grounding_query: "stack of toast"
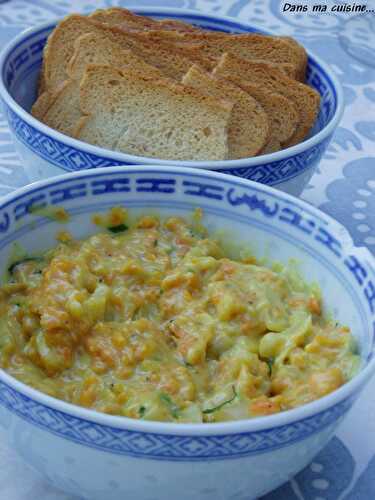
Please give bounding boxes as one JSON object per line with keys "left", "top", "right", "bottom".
{"left": 32, "top": 7, "right": 320, "bottom": 161}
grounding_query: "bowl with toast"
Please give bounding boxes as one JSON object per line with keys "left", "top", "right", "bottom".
{"left": 0, "top": 7, "right": 343, "bottom": 195}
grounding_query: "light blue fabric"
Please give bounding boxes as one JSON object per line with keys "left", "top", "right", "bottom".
{"left": 0, "top": 1, "right": 373, "bottom": 499}
{"left": 264, "top": 437, "right": 355, "bottom": 499}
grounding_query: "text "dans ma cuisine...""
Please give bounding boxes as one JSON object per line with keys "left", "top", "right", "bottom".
{"left": 282, "top": 3, "right": 373, "bottom": 13}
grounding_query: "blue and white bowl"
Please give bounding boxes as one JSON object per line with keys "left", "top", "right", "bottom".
{"left": 0, "top": 7, "right": 343, "bottom": 196}
{"left": 0, "top": 166, "right": 373, "bottom": 500}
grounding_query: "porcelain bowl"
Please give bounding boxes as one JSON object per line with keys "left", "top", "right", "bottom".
{"left": 0, "top": 166, "right": 373, "bottom": 500}
{"left": 0, "top": 7, "right": 344, "bottom": 196}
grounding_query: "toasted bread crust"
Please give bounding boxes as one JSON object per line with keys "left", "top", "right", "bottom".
{"left": 33, "top": 79, "right": 80, "bottom": 137}
{"left": 210, "top": 73, "right": 299, "bottom": 146}
{"left": 89, "top": 7, "right": 201, "bottom": 32}
{"left": 214, "top": 52, "right": 320, "bottom": 145}
{"left": 137, "top": 30, "right": 307, "bottom": 80}
{"left": 43, "top": 15, "right": 213, "bottom": 90}
{"left": 67, "top": 32, "right": 164, "bottom": 82}
{"left": 31, "top": 88, "right": 55, "bottom": 119}
{"left": 89, "top": 7, "right": 158, "bottom": 30}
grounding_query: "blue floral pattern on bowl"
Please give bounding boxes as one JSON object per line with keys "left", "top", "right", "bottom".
{"left": 0, "top": 381, "right": 355, "bottom": 461}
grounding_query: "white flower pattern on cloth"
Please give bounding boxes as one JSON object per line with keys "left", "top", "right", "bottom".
{"left": 0, "top": 0, "right": 373, "bottom": 499}
{"left": 263, "top": 437, "right": 355, "bottom": 499}
{"left": 321, "top": 158, "right": 375, "bottom": 251}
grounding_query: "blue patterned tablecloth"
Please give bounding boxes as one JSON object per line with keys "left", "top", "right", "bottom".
{"left": 0, "top": 1, "right": 374, "bottom": 499}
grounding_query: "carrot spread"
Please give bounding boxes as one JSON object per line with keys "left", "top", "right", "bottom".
{"left": 0, "top": 208, "right": 360, "bottom": 422}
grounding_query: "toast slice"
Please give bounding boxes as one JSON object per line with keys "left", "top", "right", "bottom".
{"left": 32, "top": 79, "right": 80, "bottom": 136}
{"left": 212, "top": 76, "right": 299, "bottom": 150}
{"left": 213, "top": 53, "right": 320, "bottom": 146}
{"left": 76, "top": 65, "right": 233, "bottom": 161}
{"left": 190, "top": 31, "right": 308, "bottom": 80}
{"left": 182, "top": 65, "right": 269, "bottom": 159}
{"left": 90, "top": 7, "right": 201, "bottom": 32}
{"left": 31, "top": 87, "right": 55, "bottom": 120}
{"left": 67, "top": 32, "right": 164, "bottom": 81}
{"left": 89, "top": 7, "right": 158, "bottom": 30}
{"left": 127, "top": 34, "right": 214, "bottom": 78}
{"left": 37, "top": 66, "right": 47, "bottom": 96}
{"left": 42, "top": 15, "right": 212, "bottom": 90}
{"left": 139, "top": 31, "right": 299, "bottom": 78}
{"left": 282, "top": 36, "right": 308, "bottom": 80}
{"left": 138, "top": 30, "right": 307, "bottom": 80}
{"left": 242, "top": 85, "right": 299, "bottom": 148}
{"left": 261, "top": 137, "right": 282, "bottom": 154}
{"left": 33, "top": 34, "right": 165, "bottom": 135}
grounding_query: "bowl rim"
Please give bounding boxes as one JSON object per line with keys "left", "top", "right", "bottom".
{"left": 0, "top": 7, "right": 344, "bottom": 171}
{"left": 0, "top": 165, "right": 373, "bottom": 437}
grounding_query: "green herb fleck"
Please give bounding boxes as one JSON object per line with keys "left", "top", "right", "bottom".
{"left": 160, "top": 393, "right": 180, "bottom": 419}
{"left": 202, "top": 386, "right": 237, "bottom": 414}
{"left": 107, "top": 224, "right": 129, "bottom": 234}
{"left": 266, "top": 358, "right": 274, "bottom": 376}
{"left": 154, "top": 240, "right": 158, "bottom": 247}
{"left": 139, "top": 406, "right": 146, "bottom": 418}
